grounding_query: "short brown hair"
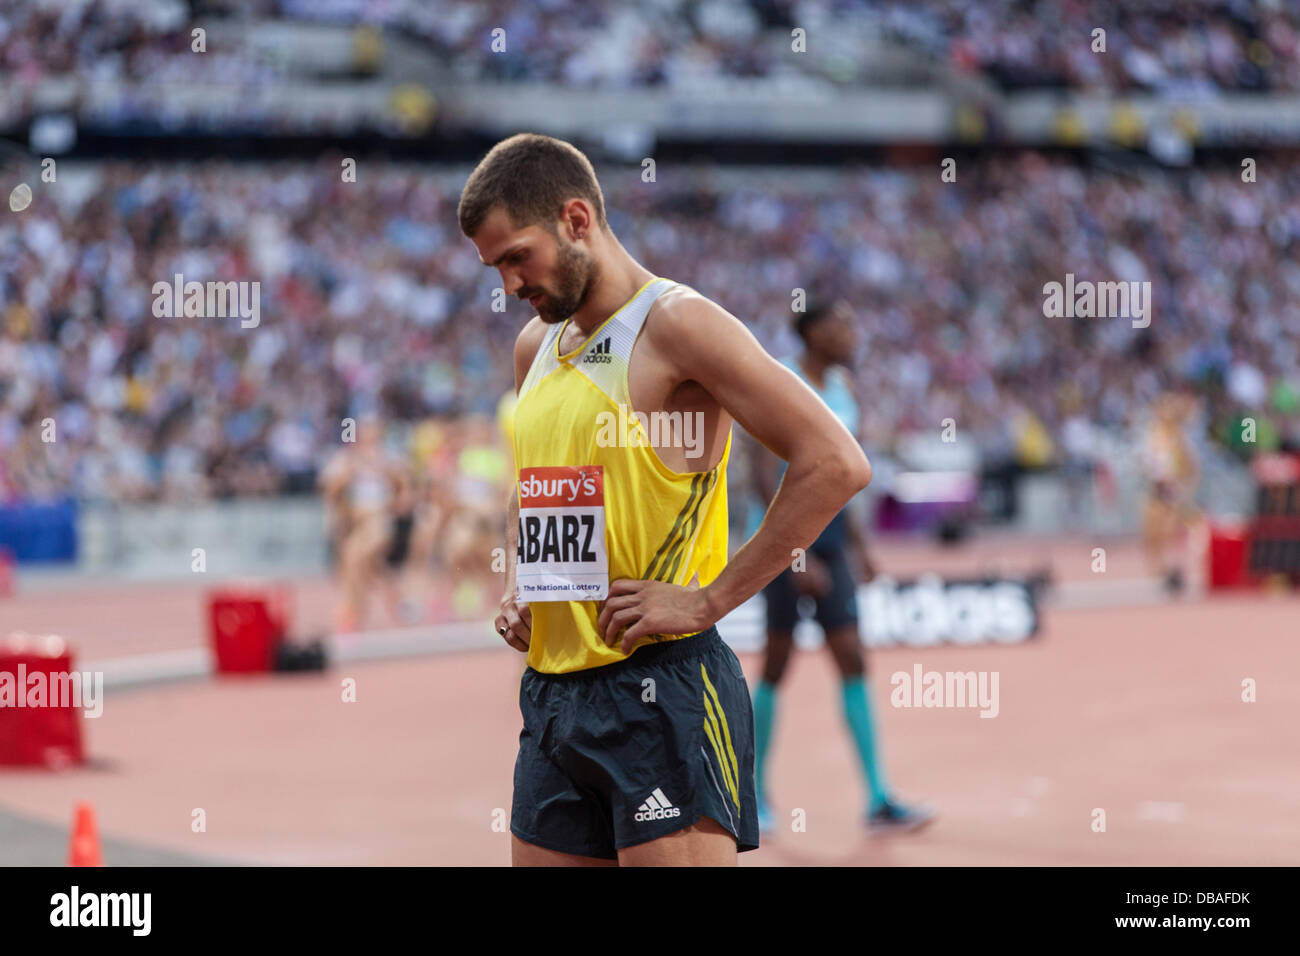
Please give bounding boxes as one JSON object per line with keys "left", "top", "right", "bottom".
{"left": 458, "top": 133, "right": 608, "bottom": 238}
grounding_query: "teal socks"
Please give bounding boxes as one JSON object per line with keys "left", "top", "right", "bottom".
{"left": 753, "top": 675, "right": 890, "bottom": 813}
{"left": 841, "top": 675, "right": 890, "bottom": 812}
{"left": 751, "top": 679, "right": 777, "bottom": 799}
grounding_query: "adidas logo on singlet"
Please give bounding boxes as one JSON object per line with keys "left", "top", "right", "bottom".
{"left": 582, "top": 337, "right": 613, "bottom": 364}
{"left": 634, "top": 787, "right": 682, "bottom": 822}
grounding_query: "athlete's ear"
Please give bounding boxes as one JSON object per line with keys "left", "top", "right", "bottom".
{"left": 558, "top": 198, "right": 593, "bottom": 242}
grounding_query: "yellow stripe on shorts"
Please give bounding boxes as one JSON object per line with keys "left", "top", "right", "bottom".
{"left": 701, "top": 662, "right": 741, "bottom": 811}
{"left": 702, "top": 703, "right": 737, "bottom": 809}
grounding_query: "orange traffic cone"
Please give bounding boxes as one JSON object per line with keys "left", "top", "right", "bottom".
{"left": 68, "top": 802, "right": 103, "bottom": 867}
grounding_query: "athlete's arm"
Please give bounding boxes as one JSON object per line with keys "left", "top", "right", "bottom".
{"left": 747, "top": 429, "right": 781, "bottom": 506}
{"left": 495, "top": 318, "right": 549, "bottom": 652}
{"left": 598, "top": 296, "right": 870, "bottom": 648}
{"left": 700, "top": 325, "right": 871, "bottom": 615}
{"left": 319, "top": 453, "right": 350, "bottom": 510}
{"left": 746, "top": 429, "right": 832, "bottom": 596}
{"left": 842, "top": 368, "right": 876, "bottom": 582}
{"left": 389, "top": 458, "right": 413, "bottom": 514}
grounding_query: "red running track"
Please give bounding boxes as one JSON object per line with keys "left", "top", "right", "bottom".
{"left": 1, "top": 588, "right": 1295, "bottom": 865}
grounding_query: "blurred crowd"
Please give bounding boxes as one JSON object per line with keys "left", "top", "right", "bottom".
{"left": 934, "top": 0, "right": 1300, "bottom": 94}
{"left": 1, "top": 154, "right": 1299, "bottom": 509}
{"left": 0, "top": 0, "right": 282, "bottom": 85}
{"left": 3, "top": 0, "right": 1298, "bottom": 95}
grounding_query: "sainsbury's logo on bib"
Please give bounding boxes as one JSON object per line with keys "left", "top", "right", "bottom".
{"left": 516, "top": 465, "right": 609, "bottom": 602}
{"left": 518, "top": 469, "right": 601, "bottom": 505}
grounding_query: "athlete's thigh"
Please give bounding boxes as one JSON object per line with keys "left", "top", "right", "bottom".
{"left": 762, "top": 628, "right": 796, "bottom": 684}
{"left": 762, "top": 568, "right": 800, "bottom": 634}
{"left": 345, "top": 512, "right": 391, "bottom": 562}
{"left": 1144, "top": 495, "right": 1173, "bottom": 531}
{"left": 512, "top": 835, "right": 618, "bottom": 867}
{"left": 512, "top": 673, "right": 619, "bottom": 862}
{"left": 814, "top": 547, "right": 863, "bottom": 673}
{"left": 603, "top": 631, "right": 758, "bottom": 861}
{"left": 616, "top": 815, "right": 736, "bottom": 867}
{"left": 824, "top": 623, "right": 865, "bottom": 677}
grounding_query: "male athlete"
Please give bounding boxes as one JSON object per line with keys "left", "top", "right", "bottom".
{"left": 745, "top": 301, "right": 933, "bottom": 834}
{"left": 459, "top": 133, "right": 870, "bottom": 866}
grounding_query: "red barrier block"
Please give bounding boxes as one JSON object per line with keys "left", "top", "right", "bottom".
{"left": 0, "top": 633, "right": 86, "bottom": 768}
{"left": 1206, "top": 521, "right": 1255, "bottom": 591}
{"left": 208, "top": 586, "right": 290, "bottom": 674}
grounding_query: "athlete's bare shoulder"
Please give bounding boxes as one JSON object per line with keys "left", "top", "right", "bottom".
{"left": 644, "top": 283, "right": 749, "bottom": 356}
{"left": 653, "top": 281, "right": 719, "bottom": 313}
{"left": 513, "top": 316, "right": 550, "bottom": 393}
{"left": 642, "top": 283, "right": 771, "bottom": 388}
{"left": 640, "top": 280, "right": 855, "bottom": 462}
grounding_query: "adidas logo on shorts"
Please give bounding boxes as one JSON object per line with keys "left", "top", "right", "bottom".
{"left": 634, "top": 787, "right": 682, "bottom": 822}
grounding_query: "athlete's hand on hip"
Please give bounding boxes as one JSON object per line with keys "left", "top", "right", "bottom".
{"left": 598, "top": 579, "right": 711, "bottom": 654}
{"left": 494, "top": 591, "right": 532, "bottom": 653}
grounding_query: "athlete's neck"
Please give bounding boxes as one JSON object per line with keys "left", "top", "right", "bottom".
{"left": 567, "top": 242, "right": 656, "bottom": 335}
{"left": 798, "top": 352, "right": 832, "bottom": 389}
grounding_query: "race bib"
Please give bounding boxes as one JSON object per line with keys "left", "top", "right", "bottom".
{"left": 516, "top": 465, "right": 609, "bottom": 601}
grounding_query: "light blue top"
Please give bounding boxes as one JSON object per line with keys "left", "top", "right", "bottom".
{"left": 789, "top": 357, "right": 858, "bottom": 438}
{"left": 743, "top": 356, "right": 859, "bottom": 537}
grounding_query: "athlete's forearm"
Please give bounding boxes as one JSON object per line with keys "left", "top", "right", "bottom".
{"left": 748, "top": 434, "right": 780, "bottom": 505}
{"left": 703, "top": 447, "right": 869, "bottom": 622}
{"left": 504, "top": 485, "right": 519, "bottom": 594}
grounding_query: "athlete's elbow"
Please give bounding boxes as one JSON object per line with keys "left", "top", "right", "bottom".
{"left": 832, "top": 444, "right": 871, "bottom": 500}
{"left": 857, "top": 449, "right": 873, "bottom": 493}
{"left": 849, "top": 447, "right": 872, "bottom": 495}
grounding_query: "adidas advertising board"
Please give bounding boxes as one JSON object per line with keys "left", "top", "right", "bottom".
{"left": 859, "top": 573, "right": 1044, "bottom": 647}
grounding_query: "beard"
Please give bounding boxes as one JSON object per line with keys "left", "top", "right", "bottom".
{"left": 529, "top": 238, "right": 599, "bottom": 324}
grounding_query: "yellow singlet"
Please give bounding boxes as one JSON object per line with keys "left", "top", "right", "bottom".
{"left": 512, "top": 277, "right": 731, "bottom": 674}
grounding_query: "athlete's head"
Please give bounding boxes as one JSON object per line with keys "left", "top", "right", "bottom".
{"left": 794, "top": 299, "right": 857, "bottom": 365}
{"left": 1157, "top": 387, "right": 1197, "bottom": 425}
{"left": 354, "top": 413, "right": 384, "bottom": 452}
{"left": 459, "top": 133, "right": 607, "bottom": 324}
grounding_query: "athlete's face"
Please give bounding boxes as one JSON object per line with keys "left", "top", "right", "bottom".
{"left": 809, "top": 307, "right": 858, "bottom": 365}
{"left": 472, "top": 205, "right": 599, "bottom": 324}
{"left": 354, "top": 418, "right": 382, "bottom": 454}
